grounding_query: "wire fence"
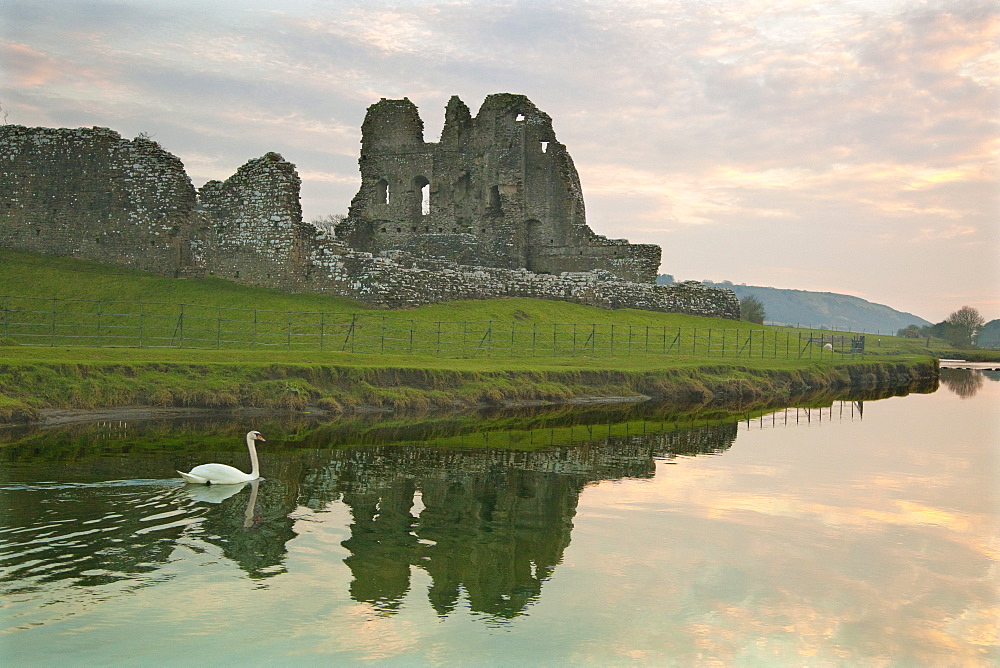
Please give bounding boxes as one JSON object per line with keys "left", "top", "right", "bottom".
{"left": 0, "top": 295, "right": 866, "bottom": 359}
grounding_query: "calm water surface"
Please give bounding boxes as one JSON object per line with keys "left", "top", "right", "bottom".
{"left": 1, "top": 371, "right": 997, "bottom": 666}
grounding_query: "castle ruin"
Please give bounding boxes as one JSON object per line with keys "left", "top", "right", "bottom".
{"left": 338, "top": 94, "right": 659, "bottom": 283}
{"left": 0, "top": 94, "right": 738, "bottom": 318}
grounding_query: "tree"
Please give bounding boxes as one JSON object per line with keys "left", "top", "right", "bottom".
{"left": 310, "top": 214, "right": 346, "bottom": 235}
{"left": 897, "top": 324, "right": 921, "bottom": 338}
{"left": 740, "top": 294, "right": 766, "bottom": 324}
{"left": 945, "top": 306, "right": 985, "bottom": 347}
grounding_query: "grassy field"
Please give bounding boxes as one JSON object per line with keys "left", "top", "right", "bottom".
{"left": 0, "top": 249, "right": 957, "bottom": 357}
{"left": 0, "top": 249, "right": 964, "bottom": 424}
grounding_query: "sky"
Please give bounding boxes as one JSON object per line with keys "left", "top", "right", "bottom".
{"left": 1, "top": 0, "right": 997, "bottom": 323}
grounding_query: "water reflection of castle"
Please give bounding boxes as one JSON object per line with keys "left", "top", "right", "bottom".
{"left": 3, "top": 396, "right": 897, "bottom": 621}
{"left": 302, "top": 423, "right": 738, "bottom": 618}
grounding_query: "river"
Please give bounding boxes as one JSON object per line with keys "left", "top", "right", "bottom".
{"left": 1, "top": 369, "right": 996, "bottom": 665}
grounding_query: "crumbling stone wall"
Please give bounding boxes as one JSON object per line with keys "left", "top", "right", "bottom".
{"left": 0, "top": 126, "right": 195, "bottom": 273}
{"left": 194, "top": 152, "right": 312, "bottom": 286}
{"left": 337, "top": 94, "right": 662, "bottom": 284}
{"left": 302, "top": 248, "right": 740, "bottom": 317}
{"left": 0, "top": 111, "right": 740, "bottom": 320}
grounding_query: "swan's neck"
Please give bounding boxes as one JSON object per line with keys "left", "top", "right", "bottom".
{"left": 247, "top": 434, "right": 260, "bottom": 478}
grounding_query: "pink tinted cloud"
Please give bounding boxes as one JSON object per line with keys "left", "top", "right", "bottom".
{"left": 2, "top": 43, "right": 61, "bottom": 87}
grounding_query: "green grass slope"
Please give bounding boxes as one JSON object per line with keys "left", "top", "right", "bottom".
{"left": 0, "top": 249, "right": 958, "bottom": 423}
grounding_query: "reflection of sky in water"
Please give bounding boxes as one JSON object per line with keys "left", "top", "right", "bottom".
{"left": 1, "top": 377, "right": 997, "bottom": 665}
{"left": 566, "top": 375, "right": 998, "bottom": 664}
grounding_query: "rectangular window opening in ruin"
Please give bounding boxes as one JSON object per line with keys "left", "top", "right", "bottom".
{"left": 488, "top": 185, "right": 502, "bottom": 215}
{"left": 515, "top": 113, "right": 525, "bottom": 122}
{"left": 420, "top": 182, "right": 430, "bottom": 215}
{"left": 541, "top": 142, "right": 549, "bottom": 153}
{"left": 376, "top": 179, "right": 389, "bottom": 205}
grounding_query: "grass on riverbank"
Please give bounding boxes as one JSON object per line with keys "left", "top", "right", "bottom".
{"left": 0, "top": 248, "right": 962, "bottom": 424}
{"left": 0, "top": 344, "right": 938, "bottom": 425}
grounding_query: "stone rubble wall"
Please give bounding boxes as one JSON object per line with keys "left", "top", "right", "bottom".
{"left": 0, "top": 126, "right": 195, "bottom": 273}
{"left": 194, "top": 152, "right": 309, "bottom": 285}
{"left": 0, "top": 123, "right": 740, "bottom": 319}
{"left": 303, "top": 246, "right": 741, "bottom": 318}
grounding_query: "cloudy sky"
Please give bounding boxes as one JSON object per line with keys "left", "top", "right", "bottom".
{"left": 2, "top": 0, "right": 997, "bottom": 322}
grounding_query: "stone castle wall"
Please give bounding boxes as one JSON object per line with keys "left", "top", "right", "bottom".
{"left": 0, "top": 126, "right": 195, "bottom": 273}
{"left": 0, "top": 115, "right": 740, "bottom": 319}
{"left": 193, "top": 151, "right": 312, "bottom": 286}
{"left": 337, "top": 95, "right": 662, "bottom": 284}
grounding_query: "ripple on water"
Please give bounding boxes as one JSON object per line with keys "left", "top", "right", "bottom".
{"left": 0, "top": 480, "right": 210, "bottom": 597}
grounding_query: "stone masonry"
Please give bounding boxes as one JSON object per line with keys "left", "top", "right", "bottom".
{"left": 337, "top": 94, "right": 661, "bottom": 283}
{"left": 0, "top": 95, "right": 739, "bottom": 319}
{"left": 0, "top": 126, "right": 195, "bottom": 272}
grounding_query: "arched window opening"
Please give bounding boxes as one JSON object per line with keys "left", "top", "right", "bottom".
{"left": 414, "top": 176, "right": 430, "bottom": 215}
{"left": 375, "top": 179, "right": 389, "bottom": 205}
{"left": 488, "top": 185, "right": 503, "bottom": 215}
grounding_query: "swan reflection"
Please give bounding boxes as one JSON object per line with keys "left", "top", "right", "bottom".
{"left": 179, "top": 477, "right": 261, "bottom": 529}
{"left": 182, "top": 480, "right": 247, "bottom": 504}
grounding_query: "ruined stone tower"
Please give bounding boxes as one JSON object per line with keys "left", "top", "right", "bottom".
{"left": 337, "top": 94, "right": 661, "bottom": 283}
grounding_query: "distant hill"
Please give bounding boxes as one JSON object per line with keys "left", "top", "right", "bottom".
{"left": 977, "top": 319, "right": 1000, "bottom": 348}
{"left": 657, "top": 276, "right": 931, "bottom": 333}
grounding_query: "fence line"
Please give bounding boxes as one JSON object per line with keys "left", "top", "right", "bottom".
{"left": 0, "top": 295, "right": 865, "bottom": 359}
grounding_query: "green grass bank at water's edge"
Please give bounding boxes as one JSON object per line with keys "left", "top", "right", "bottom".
{"left": 0, "top": 346, "right": 938, "bottom": 425}
{"left": 0, "top": 249, "right": 947, "bottom": 423}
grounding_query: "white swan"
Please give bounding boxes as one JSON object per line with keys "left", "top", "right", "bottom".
{"left": 178, "top": 430, "right": 265, "bottom": 485}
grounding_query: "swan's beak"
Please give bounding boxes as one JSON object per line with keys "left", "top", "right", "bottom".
{"left": 256, "top": 435, "right": 266, "bottom": 442}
